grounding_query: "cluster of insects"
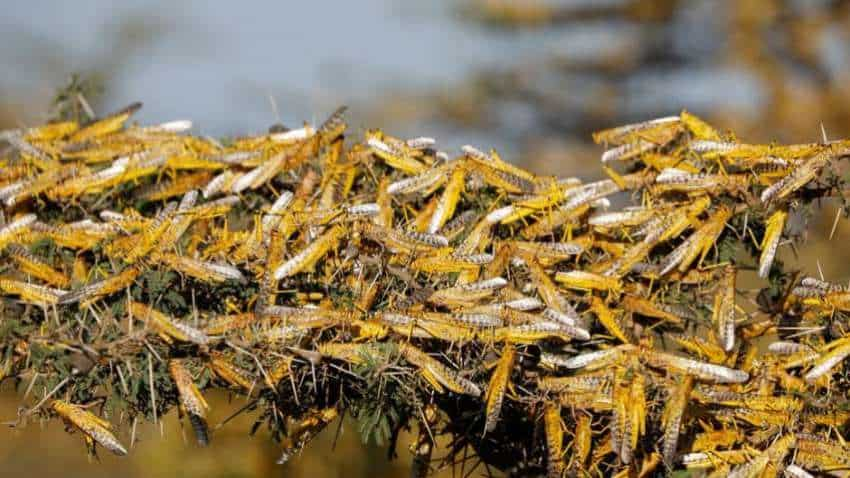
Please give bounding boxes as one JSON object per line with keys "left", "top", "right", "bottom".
{"left": 2, "top": 102, "right": 850, "bottom": 477}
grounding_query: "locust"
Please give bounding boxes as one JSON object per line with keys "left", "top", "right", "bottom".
{"left": 399, "top": 343, "right": 481, "bottom": 397}
{"left": 169, "top": 360, "right": 211, "bottom": 446}
{"left": 129, "top": 302, "right": 210, "bottom": 345}
{"left": 661, "top": 375, "right": 693, "bottom": 466}
{"left": 53, "top": 400, "right": 127, "bottom": 457}
{"left": 0, "top": 277, "right": 67, "bottom": 305}
{"left": 483, "top": 344, "right": 515, "bottom": 433}
{"left": 759, "top": 208, "right": 787, "bottom": 278}
{"left": 543, "top": 402, "right": 565, "bottom": 478}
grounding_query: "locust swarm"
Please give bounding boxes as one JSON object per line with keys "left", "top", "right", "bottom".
{"left": 1, "top": 102, "right": 850, "bottom": 477}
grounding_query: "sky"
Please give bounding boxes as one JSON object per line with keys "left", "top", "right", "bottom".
{"left": 0, "top": 0, "right": 561, "bottom": 135}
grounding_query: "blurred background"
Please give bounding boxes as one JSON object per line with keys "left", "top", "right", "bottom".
{"left": 2, "top": 0, "right": 850, "bottom": 476}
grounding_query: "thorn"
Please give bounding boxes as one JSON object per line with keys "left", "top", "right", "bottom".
{"left": 830, "top": 207, "right": 842, "bottom": 240}
{"left": 148, "top": 352, "right": 158, "bottom": 427}
{"left": 77, "top": 93, "right": 96, "bottom": 120}
{"left": 268, "top": 93, "right": 281, "bottom": 124}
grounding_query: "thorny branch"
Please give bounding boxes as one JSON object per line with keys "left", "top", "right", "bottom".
{"left": 1, "top": 93, "right": 850, "bottom": 476}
